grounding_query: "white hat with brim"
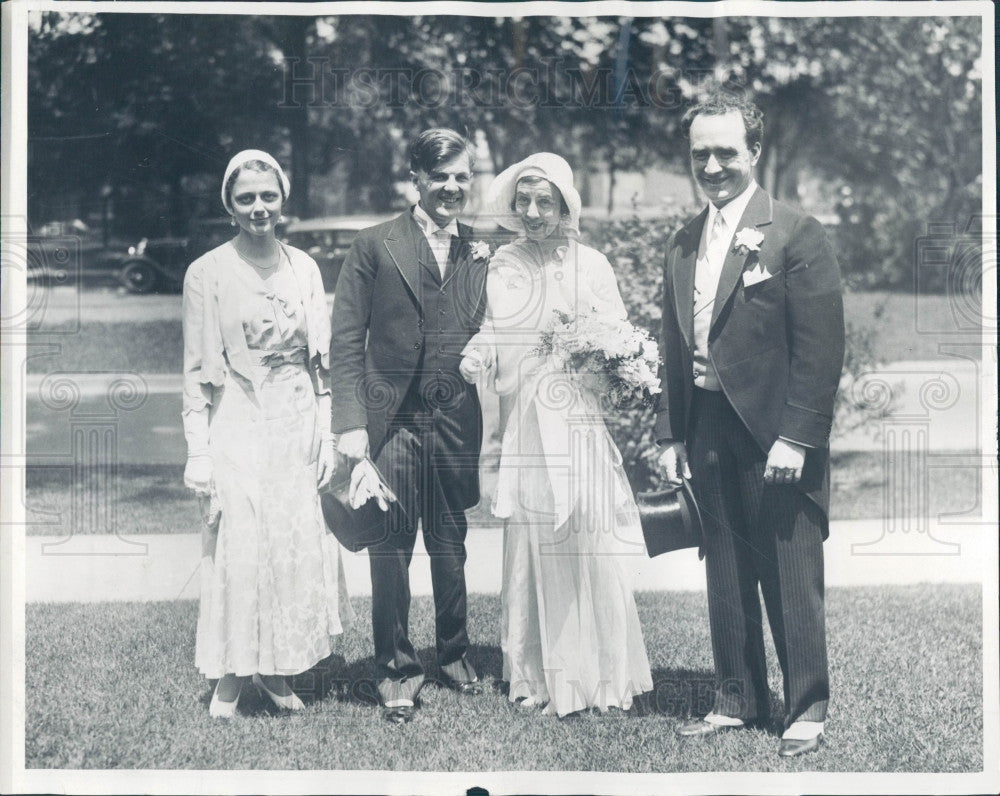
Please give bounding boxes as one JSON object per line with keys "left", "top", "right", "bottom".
{"left": 484, "top": 152, "right": 582, "bottom": 235}
{"left": 221, "top": 149, "right": 291, "bottom": 214}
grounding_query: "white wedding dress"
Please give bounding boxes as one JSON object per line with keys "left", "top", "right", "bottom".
{"left": 469, "top": 237, "right": 653, "bottom": 716}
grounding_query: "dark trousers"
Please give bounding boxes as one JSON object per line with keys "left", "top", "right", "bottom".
{"left": 688, "top": 388, "right": 829, "bottom": 728}
{"left": 369, "top": 408, "right": 476, "bottom": 705}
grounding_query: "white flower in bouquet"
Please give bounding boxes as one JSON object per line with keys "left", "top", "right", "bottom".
{"left": 533, "top": 308, "right": 662, "bottom": 408}
{"left": 641, "top": 338, "right": 659, "bottom": 364}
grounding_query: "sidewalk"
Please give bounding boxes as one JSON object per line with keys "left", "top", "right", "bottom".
{"left": 26, "top": 517, "right": 987, "bottom": 603}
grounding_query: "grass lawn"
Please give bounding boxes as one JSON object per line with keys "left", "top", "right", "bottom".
{"left": 844, "top": 290, "right": 984, "bottom": 362}
{"left": 27, "top": 319, "right": 182, "bottom": 376}
{"left": 25, "top": 585, "right": 982, "bottom": 771}
{"left": 24, "top": 449, "right": 983, "bottom": 536}
{"left": 24, "top": 290, "right": 982, "bottom": 374}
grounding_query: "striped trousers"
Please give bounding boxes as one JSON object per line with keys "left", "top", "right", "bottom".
{"left": 688, "top": 388, "right": 829, "bottom": 728}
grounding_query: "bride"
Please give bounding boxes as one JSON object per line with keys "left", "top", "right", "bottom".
{"left": 461, "top": 153, "right": 653, "bottom": 717}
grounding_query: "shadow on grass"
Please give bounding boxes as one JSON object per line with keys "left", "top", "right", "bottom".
{"left": 634, "top": 666, "right": 783, "bottom": 735}
{"left": 275, "top": 643, "right": 507, "bottom": 713}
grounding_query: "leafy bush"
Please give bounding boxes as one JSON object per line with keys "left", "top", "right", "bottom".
{"left": 584, "top": 212, "right": 884, "bottom": 490}
{"left": 583, "top": 210, "right": 688, "bottom": 490}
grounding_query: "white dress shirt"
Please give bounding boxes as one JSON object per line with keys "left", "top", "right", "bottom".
{"left": 412, "top": 203, "right": 459, "bottom": 280}
{"left": 692, "top": 181, "right": 759, "bottom": 391}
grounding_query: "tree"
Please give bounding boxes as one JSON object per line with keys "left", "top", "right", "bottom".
{"left": 28, "top": 8, "right": 983, "bottom": 291}
{"left": 29, "top": 12, "right": 289, "bottom": 234}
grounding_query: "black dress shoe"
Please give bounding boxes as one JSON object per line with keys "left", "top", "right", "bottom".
{"left": 382, "top": 704, "right": 416, "bottom": 724}
{"left": 675, "top": 718, "right": 744, "bottom": 738}
{"left": 778, "top": 733, "right": 823, "bottom": 757}
{"left": 443, "top": 677, "right": 483, "bottom": 696}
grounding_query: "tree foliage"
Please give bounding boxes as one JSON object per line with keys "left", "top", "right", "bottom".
{"left": 27, "top": 11, "right": 983, "bottom": 289}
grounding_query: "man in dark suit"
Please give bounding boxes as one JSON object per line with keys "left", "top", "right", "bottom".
{"left": 330, "top": 128, "right": 489, "bottom": 723}
{"left": 656, "top": 91, "right": 845, "bottom": 757}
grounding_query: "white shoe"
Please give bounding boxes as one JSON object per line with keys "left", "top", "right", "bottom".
{"left": 209, "top": 679, "right": 243, "bottom": 719}
{"left": 253, "top": 674, "right": 305, "bottom": 711}
{"left": 782, "top": 720, "right": 824, "bottom": 740}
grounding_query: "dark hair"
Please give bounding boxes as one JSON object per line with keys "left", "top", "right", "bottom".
{"left": 409, "top": 128, "right": 474, "bottom": 173}
{"left": 224, "top": 159, "right": 286, "bottom": 209}
{"left": 510, "top": 175, "right": 571, "bottom": 217}
{"left": 681, "top": 88, "right": 764, "bottom": 150}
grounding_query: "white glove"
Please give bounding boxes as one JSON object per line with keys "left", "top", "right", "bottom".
{"left": 317, "top": 436, "right": 336, "bottom": 490}
{"left": 184, "top": 453, "right": 213, "bottom": 495}
{"left": 348, "top": 459, "right": 395, "bottom": 512}
{"left": 459, "top": 347, "right": 494, "bottom": 384}
{"left": 657, "top": 441, "right": 691, "bottom": 485}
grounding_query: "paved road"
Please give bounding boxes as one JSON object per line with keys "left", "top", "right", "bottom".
{"left": 23, "top": 356, "right": 986, "bottom": 462}
{"left": 24, "top": 285, "right": 333, "bottom": 325}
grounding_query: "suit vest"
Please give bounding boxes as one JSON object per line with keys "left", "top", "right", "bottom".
{"left": 398, "top": 233, "right": 471, "bottom": 413}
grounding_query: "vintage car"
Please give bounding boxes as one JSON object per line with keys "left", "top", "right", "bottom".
{"left": 118, "top": 218, "right": 238, "bottom": 294}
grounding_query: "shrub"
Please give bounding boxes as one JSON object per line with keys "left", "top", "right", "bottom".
{"left": 583, "top": 209, "right": 688, "bottom": 490}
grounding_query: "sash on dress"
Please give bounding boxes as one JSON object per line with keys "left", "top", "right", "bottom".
{"left": 493, "top": 358, "right": 622, "bottom": 531}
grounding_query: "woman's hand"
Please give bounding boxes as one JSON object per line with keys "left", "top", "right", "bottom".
{"left": 197, "top": 490, "right": 222, "bottom": 532}
{"left": 184, "top": 453, "right": 213, "bottom": 496}
{"left": 317, "top": 436, "right": 336, "bottom": 490}
{"left": 460, "top": 347, "right": 494, "bottom": 383}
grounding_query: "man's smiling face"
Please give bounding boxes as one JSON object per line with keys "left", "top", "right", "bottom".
{"left": 412, "top": 152, "right": 472, "bottom": 227}
{"left": 688, "top": 109, "right": 761, "bottom": 208}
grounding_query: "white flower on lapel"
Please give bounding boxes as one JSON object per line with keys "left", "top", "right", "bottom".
{"left": 469, "top": 240, "right": 491, "bottom": 263}
{"left": 733, "top": 227, "right": 765, "bottom": 256}
{"left": 742, "top": 261, "right": 773, "bottom": 287}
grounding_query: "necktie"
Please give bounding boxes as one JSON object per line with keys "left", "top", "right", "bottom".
{"left": 707, "top": 212, "right": 728, "bottom": 276}
{"left": 433, "top": 228, "right": 452, "bottom": 278}
{"left": 694, "top": 212, "right": 727, "bottom": 313}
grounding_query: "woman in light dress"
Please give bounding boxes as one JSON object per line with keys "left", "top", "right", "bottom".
{"left": 461, "top": 153, "right": 653, "bottom": 717}
{"left": 182, "top": 150, "right": 353, "bottom": 718}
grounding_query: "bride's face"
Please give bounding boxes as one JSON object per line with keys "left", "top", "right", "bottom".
{"left": 514, "top": 179, "right": 563, "bottom": 241}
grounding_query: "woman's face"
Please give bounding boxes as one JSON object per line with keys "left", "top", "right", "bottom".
{"left": 229, "top": 168, "right": 283, "bottom": 238}
{"left": 514, "top": 179, "right": 563, "bottom": 241}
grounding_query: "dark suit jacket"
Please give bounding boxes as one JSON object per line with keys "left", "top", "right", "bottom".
{"left": 329, "top": 210, "right": 488, "bottom": 462}
{"left": 655, "top": 187, "right": 845, "bottom": 524}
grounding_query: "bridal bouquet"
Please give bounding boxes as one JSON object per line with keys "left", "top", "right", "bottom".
{"left": 533, "top": 308, "right": 662, "bottom": 409}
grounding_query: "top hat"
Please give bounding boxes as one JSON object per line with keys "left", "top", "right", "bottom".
{"left": 636, "top": 479, "right": 705, "bottom": 559}
{"left": 320, "top": 455, "right": 406, "bottom": 553}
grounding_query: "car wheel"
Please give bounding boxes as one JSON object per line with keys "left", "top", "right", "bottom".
{"left": 120, "top": 259, "right": 160, "bottom": 294}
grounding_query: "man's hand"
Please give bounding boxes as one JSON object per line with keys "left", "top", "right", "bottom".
{"left": 459, "top": 347, "right": 494, "bottom": 383}
{"left": 316, "top": 436, "right": 336, "bottom": 490}
{"left": 763, "top": 438, "right": 806, "bottom": 485}
{"left": 657, "top": 441, "right": 691, "bottom": 485}
{"left": 337, "top": 428, "right": 369, "bottom": 461}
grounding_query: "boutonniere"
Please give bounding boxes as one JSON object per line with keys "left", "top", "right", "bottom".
{"left": 733, "top": 227, "right": 765, "bottom": 256}
{"left": 469, "top": 240, "right": 492, "bottom": 263}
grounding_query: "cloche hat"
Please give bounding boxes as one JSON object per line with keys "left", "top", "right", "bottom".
{"left": 221, "top": 149, "right": 291, "bottom": 214}
{"left": 484, "top": 152, "right": 582, "bottom": 236}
